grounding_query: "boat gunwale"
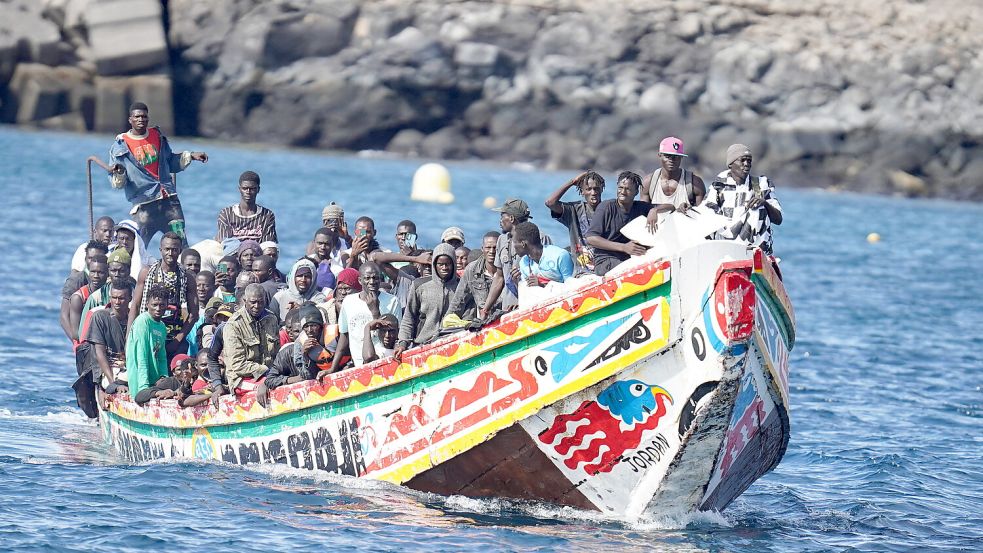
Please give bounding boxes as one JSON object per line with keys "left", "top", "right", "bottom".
{"left": 103, "top": 259, "right": 673, "bottom": 430}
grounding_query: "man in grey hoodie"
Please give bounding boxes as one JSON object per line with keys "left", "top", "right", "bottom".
{"left": 394, "top": 243, "right": 459, "bottom": 359}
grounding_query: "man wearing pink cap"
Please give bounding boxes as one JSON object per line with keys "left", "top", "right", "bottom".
{"left": 641, "top": 136, "right": 706, "bottom": 211}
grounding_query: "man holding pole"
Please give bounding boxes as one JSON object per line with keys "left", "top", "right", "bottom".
{"left": 108, "top": 102, "right": 208, "bottom": 247}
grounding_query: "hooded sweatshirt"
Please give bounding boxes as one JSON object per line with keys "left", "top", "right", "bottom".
{"left": 398, "top": 243, "right": 460, "bottom": 347}
{"left": 271, "top": 258, "right": 327, "bottom": 320}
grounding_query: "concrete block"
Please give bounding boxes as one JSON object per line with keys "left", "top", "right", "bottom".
{"left": 0, "top": 35, "right": 19, "bottom": 85}
{"left": 7, "top": 64, "right": 67, "bottom": 123}
{"left": 94, "top": 76, "right": 130, "bottom": 132}
{"left": 69, "top": 80, "right": 96, "bottom": 129}
{"left": 128, "top": 73, "right": 174, "bottom": 135}
{"left": 93, "top": 73, "right": 174, "bottom": 134}
{"left": 86, "top": 0, "right": 168, "bottom": 75}
{"left": 1, "top": 2, "right": 63, "bottom": 66}
{"left": 38, "top": 111, "right": 89, "bottom": 133}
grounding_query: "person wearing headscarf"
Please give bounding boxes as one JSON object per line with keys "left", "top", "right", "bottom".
{"left": 237, "top": 239, "right": 262, "bottom": 271}
{"left": 270, "top": 258, "right": 327, "bottom": 320}
{"left": 317, "top": 267, "right": 361, "bottom": 326}
{"left": 260, "top": 241, "right": 286, "bottom": 282}
{"left": 112, "top": 219, "right": 152, "bottom": 280}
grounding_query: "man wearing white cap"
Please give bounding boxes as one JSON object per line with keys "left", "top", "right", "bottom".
{"left": 441, "top": 227, "right": 466, "bottom": 249}
{"left": 640, "top": 136, "right": 706, "bottom": 211}
{"left": 707, "top": 144, "right": 783, "bottom": 254}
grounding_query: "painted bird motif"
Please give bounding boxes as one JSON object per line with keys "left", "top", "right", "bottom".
{"left": 597, "top": 379, "right": 671, "bottom": 425}
{"left": 539, "top": 379, "right": 673, "bottom": 475}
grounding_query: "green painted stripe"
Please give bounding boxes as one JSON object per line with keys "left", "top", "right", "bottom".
{"left": 112, "top": 281, "right": 672, "bottom": 442}
{"left": 752, "top": 273, "right": 794, "bottom": 348}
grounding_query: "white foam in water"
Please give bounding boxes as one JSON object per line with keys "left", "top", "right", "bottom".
{"left": 443, "top": 492, "right": 733, "bottom": 530}
{"left": 0, "top": 407, "right": 93, "bottom": 427}
{"left": 629, "top": 509, "right": 733, "bottom": 531}
{"left": 444, "top": 494, "right": 507, "bottom": 514}
{"left": 243, "top": 461, "right": 395, "bottom": 492}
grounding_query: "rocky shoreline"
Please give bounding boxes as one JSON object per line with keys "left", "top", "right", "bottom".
{"left": 3, "top": 0, "right": 981, "bottom": 199}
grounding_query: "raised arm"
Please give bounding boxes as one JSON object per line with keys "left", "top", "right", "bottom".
{"left": 545, "top": 172, "right": 584, "bottom": 216}
{"left": 327, "top": 333, "right": 349, "bottom": 375}
{"left": 362, "top": 323, "right": 380, "bottom": 364}
{"left": 369, "top": 251, "right": 430, "bottom": 282}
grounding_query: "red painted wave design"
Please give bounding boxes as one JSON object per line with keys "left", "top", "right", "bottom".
{"left": 539, "top": 393, "right": 672, "bottom": 476}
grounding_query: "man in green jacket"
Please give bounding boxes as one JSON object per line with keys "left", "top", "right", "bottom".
{"left": 222, "top": 283, "right": 280, "bottom": 394}
{"left": 126, "top": 284, "right": 169, "bottom": 402}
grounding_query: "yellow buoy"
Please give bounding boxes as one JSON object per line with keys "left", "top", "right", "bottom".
{"left": 866, "top": 232, "right": 881, "bottom": 244}
{"left": 482, "top": 196, "right": 497, "bottom": 209}
{"left": 411, "top": 163, "right": 454, "bottom": 204}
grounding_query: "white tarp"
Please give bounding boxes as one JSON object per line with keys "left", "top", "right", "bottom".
{"left": 621, "top": 207, "right": 733, "bottom": 256}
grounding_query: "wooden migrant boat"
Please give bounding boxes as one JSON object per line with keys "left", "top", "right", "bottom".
{"left": 98, "top": 240, "right": 794, "bottom": 518}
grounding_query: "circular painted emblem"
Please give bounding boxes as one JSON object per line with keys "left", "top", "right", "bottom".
{"left": 191, "top": 427, "right": 217, "bottom": 460}
{"left": 692, "top": 327, "right": 707, "bottom": 361}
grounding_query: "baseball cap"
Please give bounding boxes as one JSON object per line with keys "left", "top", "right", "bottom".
{"left": 215, "top": 303, "right": 236, "bottom": 320}
{"left": 170, "top": 354, "right": 192, "bottom": 372}
{"left": 492, "top": 198, "right": 532, "bottom": 219}
{"left": 441, "top": 226, "right": 466, "bottom": 244}
{"left": 659, "top": 136, "right": 688, "bottom": 157}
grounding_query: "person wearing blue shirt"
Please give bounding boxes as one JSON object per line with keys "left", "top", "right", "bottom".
{"left": 513, "top": 222, "right": 574, "bottom": 287}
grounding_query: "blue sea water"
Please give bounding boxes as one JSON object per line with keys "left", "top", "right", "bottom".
{"left": 0, "top": 126, "right": 980, "bottom": 552}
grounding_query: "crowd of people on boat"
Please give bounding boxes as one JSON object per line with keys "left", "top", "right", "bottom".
{"left": 64, "top": 102, "right": 782, "bottom": 413}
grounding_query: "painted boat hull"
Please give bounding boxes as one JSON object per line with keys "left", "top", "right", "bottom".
{"left": 98, "top": 241, "right": 794, "bottom": 518}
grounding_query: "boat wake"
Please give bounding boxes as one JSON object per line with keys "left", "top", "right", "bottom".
{"left": 228, "top": 459, "right": 734, "bottom": 530}
{"left": 0, "top": 407, "right": 95, "bottom": 427}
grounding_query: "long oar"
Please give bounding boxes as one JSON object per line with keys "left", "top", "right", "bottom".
{"left": 85, "top": 156, "right": 112, "bottom": 239}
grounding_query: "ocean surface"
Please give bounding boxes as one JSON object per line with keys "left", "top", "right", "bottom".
{"left": 0, "top": 126, "right": 980, "bottom": 552}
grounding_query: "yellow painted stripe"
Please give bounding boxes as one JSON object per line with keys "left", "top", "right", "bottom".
{"left": 374, "top": 297, "right": 671, "bottom": 484}
{"left": 108, "top": 267, "right": 670, "bottom": 428}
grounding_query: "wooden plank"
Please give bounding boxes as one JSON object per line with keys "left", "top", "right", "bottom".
{"left": 406, "top": 424, "right": 596, "bottom": 510}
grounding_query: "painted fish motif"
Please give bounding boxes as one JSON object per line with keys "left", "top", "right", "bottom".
{"left": 539, "top": 380, "right": 673, "bottom": 475}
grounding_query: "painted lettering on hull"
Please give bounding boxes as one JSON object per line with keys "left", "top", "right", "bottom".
{"left": 539, "top": 380, "right": 673, "bottom": 475}
{"left": 624, "top": 434, "right": 671, "bottom": 473}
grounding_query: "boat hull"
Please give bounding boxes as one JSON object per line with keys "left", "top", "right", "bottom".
{"left": 98, "top": 241, "right": 794, "bottom": 518}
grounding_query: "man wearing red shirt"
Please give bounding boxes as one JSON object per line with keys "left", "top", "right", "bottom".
{"left": 109, "top": 102, "right": 208, "bottom": 247}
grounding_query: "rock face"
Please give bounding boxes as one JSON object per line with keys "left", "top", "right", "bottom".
{"left": 1, "top": 0, "right": 982, "bottom": 200}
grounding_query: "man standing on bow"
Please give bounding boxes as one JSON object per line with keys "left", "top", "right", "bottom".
{"left": 706, "top": 144, "right": 783, "bottom": 254}
{"left": 640, "top": 136, "right": 706, "bottom": 212}
{"left": 108, "top": 102, "right": 208, "bottom": 246}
